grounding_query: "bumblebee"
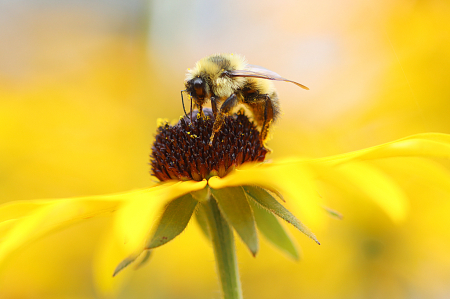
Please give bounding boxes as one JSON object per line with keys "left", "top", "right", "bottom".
{"left": 183, "top": 53, "right": 308, "bottom": 145}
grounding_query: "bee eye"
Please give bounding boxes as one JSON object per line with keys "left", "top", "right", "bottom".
{"left": 193, "top": 78, "right": 204, "bottom": 88}
{"left": 192, "top": 78, "right": 205, "bottom": 96}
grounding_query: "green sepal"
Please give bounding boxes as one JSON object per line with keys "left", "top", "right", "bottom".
{"left": 195, "top": 200, "right": 211, "bottom": 240}
{"left": 243, "top": 186, "right": 320, "bottom": 245}
{"left": 248, "top": 199, "right": 300, "bottom": 260}
{"left": 266, "top": 188, "right": 285, "bottom": 202}
{"left": 192, "top": 187, "right": 212, "bottom": 239}
{"left": 134, "top": 249, "right": 152, "bottom": 270}
{"left": 323, "top": 206, "right": 343, "bottom": 220}
{"left": 113, "top": 249, "right": 152, "bottom": 277}
{"left": 113, "top": 255, "right": 135, "bottom": 277}
{"left": 146, "top": 193, "right": 198, "bottom": 249}
{"left": 211, "top": 187, "right": 259, "bottom": 256}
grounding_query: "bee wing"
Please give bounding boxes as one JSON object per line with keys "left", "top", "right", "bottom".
{"left": 228, "top": 64, "right": 309, "bottom": 90}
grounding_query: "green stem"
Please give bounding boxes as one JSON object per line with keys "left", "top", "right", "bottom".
{"left": 202, "top": 196, "right": 243, "bottom": 299}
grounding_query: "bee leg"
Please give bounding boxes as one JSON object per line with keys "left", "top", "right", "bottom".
{"left": 260, "top": 96, "right": 273, "bottom": 145}
{"left": 197, "top": 104, "right": 205, "bottom": 119}
{"left": 209, "top": 94, "right": 238, "bottom": 145}
{"left": 211, "top": 96, "right": 218, "bottom": 119}
{"left": 190, "top": 98, "right": 194, "bottom": 121}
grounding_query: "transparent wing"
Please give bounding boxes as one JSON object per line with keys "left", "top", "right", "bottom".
{"left": 228, "top": 64, "right": 309, "bottom": 90}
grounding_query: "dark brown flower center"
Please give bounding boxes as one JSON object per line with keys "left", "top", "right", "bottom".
{"left": 150, "top": 108, "right": 268, "bottom": 181}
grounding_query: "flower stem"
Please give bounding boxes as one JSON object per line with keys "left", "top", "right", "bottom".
{"left": 202, "top": 196, "right": 243, "bottom": 299}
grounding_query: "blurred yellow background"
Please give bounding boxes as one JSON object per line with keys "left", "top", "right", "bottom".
{"left": 1, "top": 0, "right": 450, "bottom": 298}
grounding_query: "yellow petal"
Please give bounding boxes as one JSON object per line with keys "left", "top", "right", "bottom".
{"left": 376, "top": 158, "right": 450, "bottom": 194}
{"left": 0, "top": 219, "right": 18, "bottom": 241}
{"left": 0, "top": 196, "right": 122, "bottom": 269}
{"left": 0, "top": 183, "right": 160, "bottom": 224}
{"left": 0, "top": 185, "right": 170, "bottom": 269}
{"left": 310, "top": 133, "right": 450, "bottom": 165}
{"left": 93, "top": 226, "right": 134, "bottom": 298}
{"left": 0, "top": 200, "right": 55, "bottom": 222}
{"left": 113, "top": 180, "right": 207, "bottom": 259}
{"left": 320, "top": 162, "right": 409, "bottom": 223}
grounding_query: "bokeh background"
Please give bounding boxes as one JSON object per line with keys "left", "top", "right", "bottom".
{"left": 1, "top": 0, "right": 450, "bottom": 298}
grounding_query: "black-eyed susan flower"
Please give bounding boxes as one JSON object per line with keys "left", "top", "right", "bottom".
{"left": 0, "top": 108, "right": 450, "bottom": 299}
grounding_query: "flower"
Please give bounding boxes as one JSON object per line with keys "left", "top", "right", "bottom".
{"left": 0, "top": 109, "right": 449, "bottom": 298}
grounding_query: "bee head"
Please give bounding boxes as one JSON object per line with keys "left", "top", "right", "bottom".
{"left": 185, "top": 76, "right": 210, "bottom": 105}
{"left": 184, "top": 53, "right": 247, "bottom": 100}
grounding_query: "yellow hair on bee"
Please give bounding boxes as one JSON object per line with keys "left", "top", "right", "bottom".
{"left": 246, "top": 77, "right": 276, "bottom": 97}
{"left": 186, "top": 54, "right": 247, "bottom": 99}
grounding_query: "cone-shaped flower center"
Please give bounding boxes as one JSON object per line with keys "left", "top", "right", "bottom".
{"left": 151, "top": 108, "right": 269, "bottom": 181}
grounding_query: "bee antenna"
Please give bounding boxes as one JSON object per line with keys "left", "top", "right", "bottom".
{"left": 181, "top": 90, "right": 189, "bottom": 119}
{"left": 190, "top": 96, "right": 193, "bottom": 121}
